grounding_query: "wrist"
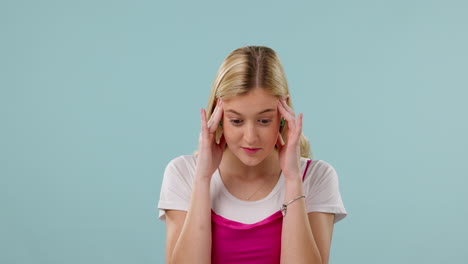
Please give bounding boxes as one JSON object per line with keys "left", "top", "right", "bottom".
{"left": 194, "top": 170, "right": 213, "bottom": 184}
{"left": 284, "top": 178, "right": 304, "bottom": 201}
{"left": 283, "top": 171, "right": 302, "bottom": 183}
{"left": 281, "top": 195, "right": 306, "bottom": 216}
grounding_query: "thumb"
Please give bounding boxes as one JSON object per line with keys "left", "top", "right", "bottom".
{"left": 276, "top": 132, "right": 285, "bottom": 150}
{"left": 278, "top": 132, "right": 285, "bottom": 146}
{"left": 218, "top": 133, "right": 227, "bottom": 151}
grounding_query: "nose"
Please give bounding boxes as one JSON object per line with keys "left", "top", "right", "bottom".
{"left": 243, "top": 122, "right": 259, "bottom": 145}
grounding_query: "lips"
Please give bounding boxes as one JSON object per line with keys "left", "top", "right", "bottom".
{"left": 242, "top": 147, "right": 261, "bottom": 154}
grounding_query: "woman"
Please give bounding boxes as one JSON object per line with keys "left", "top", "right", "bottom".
{"left": 158, "top": 46, "right": 347, "bottom": 264}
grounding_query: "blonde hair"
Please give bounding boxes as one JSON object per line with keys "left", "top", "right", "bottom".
{"left": 196, "top": 46, "right": 312, "bottom": 159}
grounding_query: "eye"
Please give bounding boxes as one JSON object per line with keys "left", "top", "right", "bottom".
{"left": 230, "top": 119, "right": 243, "bottom": 125}
{"left": 258, "top": 119, "right": 272, "bottom": 125}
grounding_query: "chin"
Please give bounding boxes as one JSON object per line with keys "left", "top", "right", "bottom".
{"left": 239, "top": 156, "right": 264, "bottom": 167}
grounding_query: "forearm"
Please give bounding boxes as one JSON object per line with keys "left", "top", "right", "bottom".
{"left": 171, "top": 175, "right": 212, "bottom": 264}
{"left": 280, "top": 177, "right": 322, "bottom": 264}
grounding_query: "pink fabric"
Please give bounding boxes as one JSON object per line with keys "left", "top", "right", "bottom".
{"left": 211, "top": 159, "right": 312, "bottom": 263}
{"left": 302, "top": 159, "right": 312, "bottom": 182}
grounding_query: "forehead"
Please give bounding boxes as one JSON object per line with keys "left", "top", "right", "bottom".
{"left": 223, "top": 88, "right": 278, "bottom": 115}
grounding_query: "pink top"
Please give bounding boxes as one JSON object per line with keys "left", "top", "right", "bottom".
{"left": 211, "top": 159, "right": 312, "bottom": 263}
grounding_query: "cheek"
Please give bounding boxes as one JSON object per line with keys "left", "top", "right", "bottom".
{"left": 270, "top": 131, "right": 279, "bottom": 144}
{"left": 261, "top": 126, "right": 280, "bottom": 143}
{"left": 221, "top": 125, "right": 238, "bottom": 142}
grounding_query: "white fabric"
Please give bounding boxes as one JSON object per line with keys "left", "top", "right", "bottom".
{"left": 158, "top": 155, "right": 347, "bottom": 224}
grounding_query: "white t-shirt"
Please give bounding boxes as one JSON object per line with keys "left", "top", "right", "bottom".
{"left": 158, "top": 155, "right": 347, "bottom": 224}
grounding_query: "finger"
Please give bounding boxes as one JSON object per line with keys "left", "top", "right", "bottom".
{"left": 277, "top": 102, "right": 295, "bottom": 130}
{"left": 207, "top": 99, "right": 219, "bottom": 126}
{"left": 201, "top": 108, "right": 208, "bottom": 133}
{"left": 296, "top": 113, "right": 303, "bottom": 137}
{"left": 208, "top": 106, "right": 221, "bottom": 133}
{"left": 280, "top": 97, "right": 296, "bottom": 117}
{"left": 297, "top": 113, "right": 303, "bottom": 132}
{"left": 276, "top": 132, "right": 285, "bottom": 150}
{"left": 209, "top": 99, "right": 223, "bottom": 134}
{"left": 277, "top": 101, "right": 292, "bottom": 119}
{"left": 278, "top": 99, "right": 295, "bottom": 120}
{"left": 279, "top": 131, "right": 285, "bottom": 146}
{"left": 207, "top": 99, "right": 222, "bottom": 131}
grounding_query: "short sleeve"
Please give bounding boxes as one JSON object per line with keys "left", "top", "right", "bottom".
{"left": 304, "top": 160, "right": 348, "bottom": 224}
{"left": 157, "top": 156, "right": 195, "bottom": 222}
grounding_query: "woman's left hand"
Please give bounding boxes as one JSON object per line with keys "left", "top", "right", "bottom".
{"left": 276, "top": 97, "right": 303, "bottom": 181}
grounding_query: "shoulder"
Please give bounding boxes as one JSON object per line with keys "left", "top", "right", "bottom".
{"left": 159, "top": 155, "right": 198, "bottom": 220}
{"left": 311, "top": 159, "right": 336, "bottom": 174}
{"left": 302, "top": 158, "right": 339, "bottom": 185}
{"left": 166, "top": 154, "right": 197, "bottom": 170}
{"left": 163, "top": 154, "right": 198, "bottom": 182}
{"left": 302, "top": 159, "right": 348, "bottom": 223}
{"left": 299, "top": 157, "right": 336, "bottom": 173}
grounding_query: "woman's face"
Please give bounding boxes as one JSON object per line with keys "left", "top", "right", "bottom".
{"left": 221, "top": 88, "right": 281, "bottom": 167}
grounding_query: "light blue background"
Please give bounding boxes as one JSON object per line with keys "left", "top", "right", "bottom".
{"left": 1, "top": 0, "right": 467, "bottom": 263}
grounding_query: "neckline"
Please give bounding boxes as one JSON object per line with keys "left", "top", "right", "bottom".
{"left": 214, "top": 168, "right": 284, "bottom": 205}
{"left": 211, "top": 209, "right": 283, "bottom": 229}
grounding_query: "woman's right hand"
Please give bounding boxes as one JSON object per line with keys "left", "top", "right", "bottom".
{"left": 196, "top": 98, "right": 226, "bottom": 180}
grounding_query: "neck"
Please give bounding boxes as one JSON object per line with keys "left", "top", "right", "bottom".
{"left": 219, "top": 148, "right": 281, "bottom": 181}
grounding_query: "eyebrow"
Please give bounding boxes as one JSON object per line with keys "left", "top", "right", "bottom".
{"left": 225, "top": 109, "right": 276, "bottom": 115}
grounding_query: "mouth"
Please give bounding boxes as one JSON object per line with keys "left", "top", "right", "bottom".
{"left": 241, "top": 147, "right": 261, "bottom": 154}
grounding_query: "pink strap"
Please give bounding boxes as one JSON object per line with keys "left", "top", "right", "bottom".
{"left": 302, "top": 159, "right": 312, "bottom": 182}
